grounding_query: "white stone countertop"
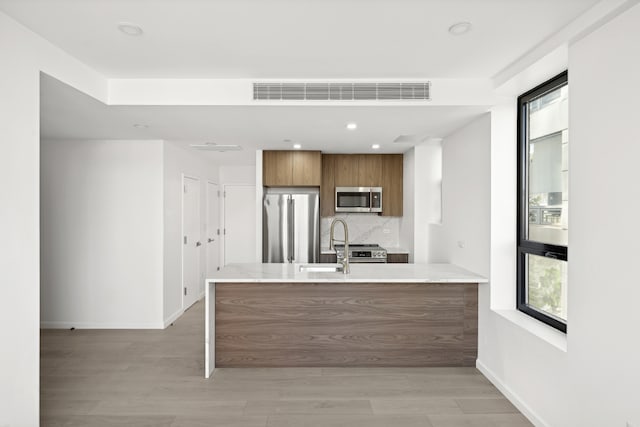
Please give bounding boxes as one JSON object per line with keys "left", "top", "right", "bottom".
{"left": 207, "top": 263, "right": 488, "bottom": 284}
{"left": 383, "top": 246, "right": 410, "bottom": 254}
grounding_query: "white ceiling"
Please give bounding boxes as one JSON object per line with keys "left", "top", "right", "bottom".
{"left": 18, "top": 1, "right": 598, "bottom": 164}
{"left": 41, "top": 74, "right": 488, "bottom": 164}
{"left": 1, "top": 0, "right": 598, "bottom": 78}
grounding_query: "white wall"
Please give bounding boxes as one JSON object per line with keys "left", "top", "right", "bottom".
{"left": 568, "top": 4, "right": 640, "bottom": 425}
{"left": 40, "top": 140, "right": 164, "bottom": 328}
{"left": 471, "top": 5, "right": 640, "bottom": 427}
{"left": 482, "top": 87, "right": 572, "bottom": 427}
{"left": 219, "top": 165, "right": 256, "bottom": 185}
{"left": 163, "top": 141, "right": 219, "bottom": 325}
{"left": 432, "top": 115, "right": 491, "bottom": 276}
{"left": 400, "top": 143, "right": 444, "bottom": 263}
{"left": 0, "top": 10, "right": 107, "bottom": 425}
{"left": 219, "top": 165, "right": 258, "bottom": 262}
{"left": 399, "top": 148, "right": 415, "bottom": 260}
{"left": 40, "top": 138, "right": 220, "bottom": 331}
{"left": 437, "top": 103, "right": 571, "bottom": 426}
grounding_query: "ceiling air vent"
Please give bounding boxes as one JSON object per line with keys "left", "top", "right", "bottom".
{"left": 253, "top": 82, "right": 430, "bottom": 101}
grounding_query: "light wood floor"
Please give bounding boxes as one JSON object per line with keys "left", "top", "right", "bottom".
{"left": 41, "top": 299, "right": 533, "bottom": 427}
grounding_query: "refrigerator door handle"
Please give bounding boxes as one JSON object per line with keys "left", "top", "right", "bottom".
{"left": 286, "top": 197, "right": 290, "bottom": 262}
{"left": 290, "top": 198, "right": 295, "bottom": 262}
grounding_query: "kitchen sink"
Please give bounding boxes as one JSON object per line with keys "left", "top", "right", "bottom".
{"left": 299, "top": 264, "right": 344, "bottom": 273}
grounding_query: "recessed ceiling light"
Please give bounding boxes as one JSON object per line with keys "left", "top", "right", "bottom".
{"left": 346, "top": 123, "right": 358, "bottom": 130}
{"left": 133, "top": 123, "right": 148, "bottom": 129}
{"left": 448, "top": 21, "right": 472, "bottom": 36}
{"left": 293, "top": 143, "right": 302, "bottom": 149}
{"left": 118, "top": 22, "right": 144, "bottom": 36}
{"left": 371, "top": 144, "right": 380, "bottom": 150}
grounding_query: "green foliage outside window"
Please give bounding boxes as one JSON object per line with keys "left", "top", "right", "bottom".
{"left": 528, "top": 256, "right": 565, "bottom": 320}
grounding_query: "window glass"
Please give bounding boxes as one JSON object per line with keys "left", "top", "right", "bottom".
{"left": 526, "top": 254, "right": 568, "bottom": 321}
{"left": 526, "top": 85, "right": 568, "bottom": 246}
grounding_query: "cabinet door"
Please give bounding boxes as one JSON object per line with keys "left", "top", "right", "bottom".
{"left": 387, "top": 253, "right": 409, "bottom": 263}
{"left": 263, "top": 151, "right": 293, "bottom": 186}
{"left": 334, "top": 155, "right": 359, "bottom": 187}
{"left": 320, "top": 154, "right": 335, "bottom": 217}
{"left": 381, "top": 154, "right": 403, "bottom": 216}
{"left": 292, "top": 151, "right": 321, "bottom": 186}
{"left": 319, "top": 253, "right": 337, "bottom": 263}
{"left": 358, "top": 154, "right": 383, "bottom": 187}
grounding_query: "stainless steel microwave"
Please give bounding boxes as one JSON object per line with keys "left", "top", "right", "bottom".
{"left": 335, "top": 187, "right": 382, "bottom": 213}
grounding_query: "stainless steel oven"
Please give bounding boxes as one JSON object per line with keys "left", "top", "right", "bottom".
{"left": 334, "top": 244, "right": 387, "bottom": 263}
{"left": 335, "top": 187, "right": 382, "bottom": 213}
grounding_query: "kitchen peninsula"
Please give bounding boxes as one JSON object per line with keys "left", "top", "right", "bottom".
{"left": 205, "top": 263, "right": 487, "bottom": 377}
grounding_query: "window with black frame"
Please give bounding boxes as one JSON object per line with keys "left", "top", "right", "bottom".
{"left": 517, "top": 71, "right": 568, "bottom": 332}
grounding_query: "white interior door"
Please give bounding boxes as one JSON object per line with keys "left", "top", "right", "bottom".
{"left": 206, "top": 182, "right": 220, "bottom": 277}
{"left": 223, "top": 184, "right": 256, "bottom": 265}
{"left": 182, "top": 176, "right": 200, "bottom": 309}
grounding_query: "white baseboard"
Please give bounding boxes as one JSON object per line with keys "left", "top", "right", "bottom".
{"left": 476, "top": 359, "right": 550, "bottom": 427}
{"left": 163, "top": 307, "right": 185, "bottom": 328}
{"left": 40, "top": 320, "right": 164, "bottom": 329}
{"left": 41, "top": 304, "right": 195, "bottom": 329}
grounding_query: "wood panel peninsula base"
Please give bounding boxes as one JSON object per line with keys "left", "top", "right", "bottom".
{"left": 205, "top": 263, "right": 487, "bottom": 378}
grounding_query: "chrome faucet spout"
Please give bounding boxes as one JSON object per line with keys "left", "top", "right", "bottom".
{"left": 330, "top": 218, "right": 350, "bottom": 274}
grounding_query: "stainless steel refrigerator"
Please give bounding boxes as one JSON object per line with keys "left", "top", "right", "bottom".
{"left": 263, "top": 187, "right": 320, "bottom": 263}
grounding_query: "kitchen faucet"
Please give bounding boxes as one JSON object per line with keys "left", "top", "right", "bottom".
{"left": 329, "top": 218, "right": 350, "bottom": 274}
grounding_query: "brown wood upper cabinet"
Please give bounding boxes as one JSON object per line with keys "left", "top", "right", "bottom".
{"left": 320, "top": 154, "right": 336, "bottom": 217}
{"left": 320, "top": 153, "right": 403, "bottom": 217}
{"left": 333, "top": 154, "right": 359, "bottom": 187}
{"left": 263, "top": 150, "right": 321, "bottom": 186}
{"left": 358, "top": 154, "right": 383, "bottom": 187}
{"left": 334, "top": 154, "right": 383, "bottom": 187}
{"left": 381, "top": 154, "right": 403, "bottom": 216}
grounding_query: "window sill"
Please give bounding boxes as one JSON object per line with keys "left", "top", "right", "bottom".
{"left": 493, "top": 309, "right": 567, "bottom": 352}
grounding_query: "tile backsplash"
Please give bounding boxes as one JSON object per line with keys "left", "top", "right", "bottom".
{"left": 321, "top": 213, "right": 400, "bottom": 248}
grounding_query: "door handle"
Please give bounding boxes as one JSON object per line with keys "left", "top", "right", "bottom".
{"left": 196, "top": 241, "right": 202, "bottom": 247}
{"left": 208, "top": 238, "right": 215, "bottom": 243}
{"left": 290, "top": 198, "right": 295, "bottom": 262}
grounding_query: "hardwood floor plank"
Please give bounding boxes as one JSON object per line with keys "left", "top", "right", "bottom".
{"left": 41, "top": 415, "right": 176, "bottom": 427}
{"left": 370, "top": 399, "right": 463, "bottom": 415}
{"left": 455, "top": 398, "right": 519, "bottom": 414}
{"left": 266, "top": 414, "right": 434, "bottom": 427}
{"left": 90, "top": 399, "right": 247, "bottom": 416}
{"left": 427, "top": 414, "right": 533, "bottom": 427}
{"left": 40, "top": 399, "right": 100, "bottom": 417}
{"left": 170, "top": 415, "right": 267, "bottom": 427}
{"left": 244, "top": 399, "right": 373, "bottom": 415}
{"left": 213, "top": 367, "right": 323, "bottom": 380}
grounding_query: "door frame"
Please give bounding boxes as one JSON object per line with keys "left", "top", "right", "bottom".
{"left": 181, "top": 173, "right": 201, "bottom": 311}
{"left": 205, "top": 180, "right": 220, "bottom": 277}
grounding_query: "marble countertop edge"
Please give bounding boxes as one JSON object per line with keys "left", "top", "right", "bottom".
{"left": 207, "top": 263, "right": 488, "bottom": 284}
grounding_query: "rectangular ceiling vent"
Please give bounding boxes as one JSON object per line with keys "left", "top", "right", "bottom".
{"left": 253, "top": 82, "right": 430, "bottom": 101}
